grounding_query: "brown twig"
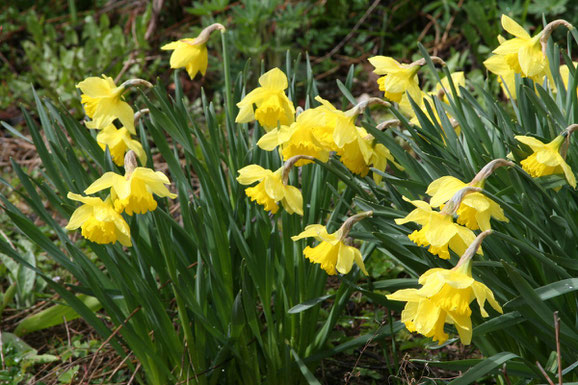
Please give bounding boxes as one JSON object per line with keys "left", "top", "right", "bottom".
{"left": 439, "top": 0, "right": 464, "bottom": 52}
{"left": 80, "top": 305, "right": 142, "bottom": 384}
{"left": 105, "top": 352, "right": 135, "bottom": 383}
{"left": 127, "top": 362, "right": 141, "bottom": 384}
{"left": 536, "top": 361, "right": 556, "bottom": 385}
{"left": 344, "top": 320, "right": 386, "bottom": 384}
{"left": 145, "top": 0, "right": 164, "bottom": 40}
{"left": 63, "top": 315, "right": 72, "bottom": 362}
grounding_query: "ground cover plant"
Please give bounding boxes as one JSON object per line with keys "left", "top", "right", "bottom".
{"left": 2, "top": 2, "right": 578, "bottom": 385}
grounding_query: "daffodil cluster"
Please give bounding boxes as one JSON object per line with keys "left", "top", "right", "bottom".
{"left": 66, "top": 152, "right": 177, "bottom": 246}
{"left": 396, "top": 159, "right": 512, "bottom": 262}
{"left": 67, "top": 24, "right": 232, "bottom": 245}
{"left": 70, "top": 63, "right": 180, "bottom": 245}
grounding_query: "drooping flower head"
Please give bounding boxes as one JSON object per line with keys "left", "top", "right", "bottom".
{"left": 395, "top": 195, "right": 479, "bottom": 260}
{"left": 257, "top": 108, "right": 330, "bottom": 166}
{"left": 483, "top": 41, "right": 519, "bottom": 99}
{"left": 312, "top": 96, "right": 390, "bottom": 152}
{"left": 387, "top": 231, "right": 503, "bottom": 345}
{"left": 368, "top": 56, "right": 422, "bottom": 103}
{"left": 516, "top": 134, "right": 576, "bottom": 188}
{"left": 161, "top": 23, "right": 225, "bottom": 79}
{"left": 291, "top": 212, "right": 372, "bottom": 275}
{"left": 491, "top": 15, "right": 547, "bottom": 79}
{"left": 368, "top": 56, "right": 446, "bottom": 103}
{"left": 66, "top": 193, "right": 131, "bottom": 247}
{"left": 236, "top": 68, "right": 296, "bottom": 131}
{"left": 84, "top": 153, "right": 177, "bottom": 215}
{"left": 236, "top": 161, "right": 304, "bottom": 216}
{"left": 77, "top": 76, "right": 151, "bottom": 134}
{"left": 334, "top": 126, "right": 403, "bottom": 181}
{"left": 484, "top": 16, "right": 573, "bottom": 98}
{"left": 426, "top": 159, "right": 512, "bottom": 231}
{"left": 335, "top": 126, "right": 374, "bottom": 176}
{"left": 94, "top": 124, "right": 147, "bottom": 167}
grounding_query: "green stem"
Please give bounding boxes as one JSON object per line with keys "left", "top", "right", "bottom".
{"left": 221, "top": 32, "right": 233, "bottom": 120}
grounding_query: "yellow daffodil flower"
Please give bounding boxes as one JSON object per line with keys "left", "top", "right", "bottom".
{"left": 336, "top": 126, "right": 374, "bottom": 176}
{"left": 236, "top": 68, "right": 296, "bottom": 131}
{"left": 77, "top": 75, "right": 136, "bottom": 134}
{"left": 368, "top": 56, "right": 421, "bottom": 102}
{"left": 292, "top": 224, "right": 368, "bottom": 276}
{"left": 427, "top": 176, "right": 508, "bottom": 231}
{"left": 395, "top": 197, "right": 478, "bottom": 260}
{"left": 94, "top": 124, "right": 147, "bottom": 167}
{"left": 66, "top": 193, "right": 131, "bottom": 247}
{"left": 388, "top": 231, "right": 502, "bottom": 345}
{"left": 387, "top": 262, "right": 502, "bottom": 344}
{"left": 236, "top": 164, "right": 303, "bottom": 215}
{"left": 84, "top": 168, "right": 177, "bottom": 215}
{"left": 257, "top": 109, "right": 330, "bottom": 165}
{"left": 515, "top": 135, "right": 576, "bottom": 188}
{"left": 483, "top": 44, "right": 519, "bottom": 99}
{"left": 313, "top": 96, "right": 359, "bottom": 149}
{"left": 162, "top": 39, "right": 208, "bottom": 79}
{"left": 493, "top": 15, "right": 547, "bottom": 79}
{"left": 484, "top": 16, "right": 549, "bottom": 98}
{"left": 161, "top": 23, "right": 225, "bottom": 79}
{"left": 333, "top": 126, "right": 403, "bottom": 180}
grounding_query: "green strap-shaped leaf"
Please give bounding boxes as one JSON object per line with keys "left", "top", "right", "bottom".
{"left": 290, "top": 348, "right": 322, "bottom": 385}
{"left": 14, "top": 295, "right": 101, "bottom": 336}
{"left": 448, "top": 352, "right": 522, "bottom": 384}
